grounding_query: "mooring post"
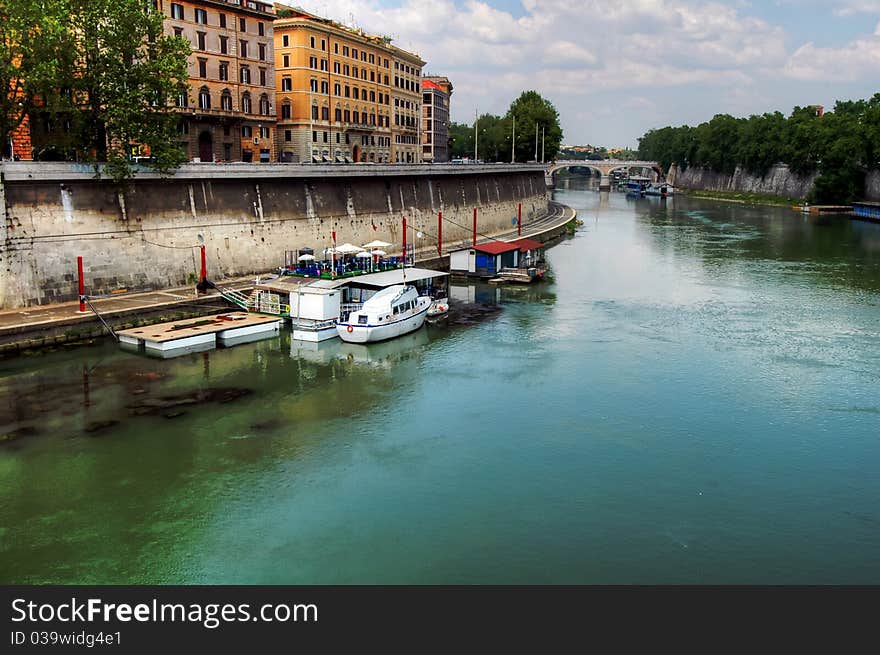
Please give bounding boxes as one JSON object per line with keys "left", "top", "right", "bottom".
{"left": 77, "top": 255, "right": 86, "bottom": 313}
{"left": 518, "top": 202, "right": 522, "bottom": 237}
{"left": 402, "top": 217, "right": 407, "bottom": 265}
{"left": 472, "top": 207, "right": 477, "bottom": 247}
{"left": 437, "top": 211, "right": 442, "bottom": 256}
{"left": 200, "top": 245, "right": 207, "bottom": 283}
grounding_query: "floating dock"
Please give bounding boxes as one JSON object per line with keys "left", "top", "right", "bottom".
{"left": 117, "top": 312, "right": 281, "bottom": 356}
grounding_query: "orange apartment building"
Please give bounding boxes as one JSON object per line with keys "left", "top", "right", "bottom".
{"left": 161, "top": 0, "right": 277, "bottom": 162}
{"left": 272, "top": 5, "right": 424, "bottom": 164}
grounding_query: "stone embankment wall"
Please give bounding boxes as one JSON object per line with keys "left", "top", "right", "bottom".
{"left": 0, "top": 163, "right": 548, "bottom": 309}
{"left": 668, "top": 163, "right": 817, "bottom": 199}
{"left": 865, "top": 170, "right": 880, "bottom": 201}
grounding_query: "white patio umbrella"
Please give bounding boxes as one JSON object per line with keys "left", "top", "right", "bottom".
{"left": 371, "top": 250, "right": 387, "bottom": 256}
{"left": 298, "top": 253, "right": 315, "bottom": 261}
{"left": 362, "top": 239, "right": 392, "bottom": 249}
{"left": 335, "top": 243, "right": 365, "bottom": 254}
{"left": 355, "top": 251, "right": 372, "bottom": 258}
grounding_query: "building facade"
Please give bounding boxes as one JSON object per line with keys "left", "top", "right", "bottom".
{"left": 421, "top": 76, "right": 452, "bottom": 163}
{"left": 390, "top": 47, "right": 425, "bottom": 163}
{"left": 272, "top": 7, "right": 396, "bottom": 163}
{"left": 161, "top": 0, "right": 277, "bottom": 163}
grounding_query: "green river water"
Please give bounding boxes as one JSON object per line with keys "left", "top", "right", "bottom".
{"left": 2, "top": 178, "right": 879, "bottom": 584}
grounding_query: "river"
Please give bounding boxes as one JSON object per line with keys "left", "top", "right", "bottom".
{"left": 2, "top": 177, "right": 879, "bottom": 584}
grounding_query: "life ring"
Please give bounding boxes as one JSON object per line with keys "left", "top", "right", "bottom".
{"left": 346, "top": 325, "right": 354, "bottom": 333}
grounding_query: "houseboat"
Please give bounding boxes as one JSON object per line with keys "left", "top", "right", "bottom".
{"left": 336, "top": 284, "right": 431, "bottom": 343}
{"left": 450, "top": 238, "right": 547, "bottom": 281}
{"left": 625, "top": 176, "right": 651, "bottom": 195}
{"left": 644, "top": 182, "right": 674, "bottom": 197}
{"left": 218, "top": 267, "right": 447, "bottom": 342}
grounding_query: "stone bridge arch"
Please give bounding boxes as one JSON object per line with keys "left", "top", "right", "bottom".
{"left": 546, "top": 160, "right": 663, "bottom": 189}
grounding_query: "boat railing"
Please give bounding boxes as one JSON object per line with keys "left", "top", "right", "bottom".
{"left": 338, "top": 302, "right": 363, "bottom": 321}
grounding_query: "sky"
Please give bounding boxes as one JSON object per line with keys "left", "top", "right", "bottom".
{"left": 279, "top": 0, "right": 880, "bottom": 148}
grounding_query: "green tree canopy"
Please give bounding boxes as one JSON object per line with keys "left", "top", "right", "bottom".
{"left": 505, "top": 90, "right": 562, "bottom": 162}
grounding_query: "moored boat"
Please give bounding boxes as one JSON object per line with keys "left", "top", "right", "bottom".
{"left": 644, "top": 182, "right": 674, "bottom": 197}
{"left": 336, "top": 284, "right": 431, "bottom": 343}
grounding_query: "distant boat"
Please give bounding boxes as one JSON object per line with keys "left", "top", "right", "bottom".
{"left": 336, "top": 284, "right": 431, "bottom": 343}
{"left": 625, "top": 176, "right": 651, "bottom": 194}
{"left": 644, "top": 182, "right": 674, "bottom": 197}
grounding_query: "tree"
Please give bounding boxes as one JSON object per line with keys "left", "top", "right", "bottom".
{"left": 0, "top": 0, "right": 71, "bottom": 158}
{"left": 65, "top": 0, "right": 190, "bottom": 181}
{"left": 505, "top": 91, "right": 563, "bottom": 162}
{"left": 448, "top": 121, "right": 473, "bottom": 158}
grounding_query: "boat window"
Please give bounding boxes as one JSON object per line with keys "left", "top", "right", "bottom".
{"left": 358, "top": 315, "right": 368, "bottom": 325}
{"left": 393, "top": 305, "right": 399, "bottom": 314}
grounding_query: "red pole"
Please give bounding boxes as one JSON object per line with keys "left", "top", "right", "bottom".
{"left": 332, "top": 230, "right": 336, "bottom": 277}
{"left": 77, "top": 256, "right": 85, "bottom": 312}
{"left": 472, "top": 207, "right": 477, "bottom": 247}
{"left": 437, "top": 211, "right": 442, "bottom": 256}
{"left": 402, "top": 217, "right": 407, "bottom": 265}
{"left": 199, "top": 245, "right": 207, "bottom": 283}
{"left": 517, "top": 202, "right": 522, "bottom": 237}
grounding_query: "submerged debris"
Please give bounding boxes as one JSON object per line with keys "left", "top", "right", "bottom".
{"left": 127, "top": 387, "right": 253, "bottom": 416}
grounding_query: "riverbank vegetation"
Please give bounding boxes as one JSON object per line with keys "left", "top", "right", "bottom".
{"left": 449, "top": 91, "right": 563, "bottom": 162}
{"left": 637, "top": 94, "right": 880, "bottom": 204}
{"left": 678, "top": 189, "right": 800, "bottom": 207}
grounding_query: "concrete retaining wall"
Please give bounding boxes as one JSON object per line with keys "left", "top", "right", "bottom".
{"left": 669, "top": 163, "right": 817, "bottom": 199}
{"left": 0, "top": 163, "right": 548, "bottom": 309}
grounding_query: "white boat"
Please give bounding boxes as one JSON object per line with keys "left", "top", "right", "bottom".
{"left": 336, "top": 284, "right": 431, "bottom": 343}
{"left": 644, "top": 182, "right": 674, "bottom": 197}
{"left": 427, "top": 296, "right": 449, "bottom": 319}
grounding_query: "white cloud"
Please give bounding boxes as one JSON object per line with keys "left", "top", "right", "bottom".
{"left": 279, "top": 0, "right": 880, "bottom": 146}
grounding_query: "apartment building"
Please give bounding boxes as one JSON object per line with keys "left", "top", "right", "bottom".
{"left": 421, "top": 76, "right": 452, "bottom": 163}
{"left": 391, "top": 47, "right": 425, "bottom": 164}
{"left": 161, "top": 0, "right": 277, "bottom": 162}
{"left": 273, "top": 7, "right": 396, "bottom": 163}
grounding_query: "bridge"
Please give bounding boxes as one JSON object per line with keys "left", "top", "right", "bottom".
{"left": 546, "top": 160, "right": 663, "bottom": 190}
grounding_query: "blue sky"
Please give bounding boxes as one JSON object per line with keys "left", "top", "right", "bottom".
{"left": 282, "top": 0, "right": 880, "bottom": 148}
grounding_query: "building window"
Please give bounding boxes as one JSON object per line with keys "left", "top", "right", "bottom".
{"left": 309, "top": 56, "right": 317, "bottom": 69}
{"left": 321, "top": 106, "right": 329, "bottom": 120}
{"left": 352, "top": 66, "right": 358, "bottom": 78}
{"left": 321, "top": 39, "right": 326, "bottom": 51}
{"left": 258, "top": 22, "right": 264, "bottom": 36}
{"left": 320, "top": 59, "right": 327, "bottom": 71}
{"left": 221, "top": 91, "right": 232, "bottom": 111}
{"left": 312, "top": 130, "right": 317, "bottom": 142}
{"left": 177, "top": 121, "right": 188, "bottom": 135}
{"left": 219, "top": 62, "right": 228, "bottom": 81}
{"left": 239, "top": 17, "right": 246, "bottom": 32}
{"left": 176, "top": 92, "right": 187, "bottom": 108}
{"left": 241, "top": 93, "right": 251, "bottom": 113}
{"left": 259, "top": 94, "right": 269, "bottom": 115}
{"left": 282, "top": 34, "right": 289, "bottom": 47}
{"left": 198, "top": 87, "right": 210, "bottom": 109}
{"left": 170, "top": 3, "right": 184, "bottom": 20}
{"left": 334, "top": 108, "right": 341, "bottom": 121}
{"left": 281, "top": 103, "right": 291, "bottom": 119}
{"left": 258, "top": 43, "right": 266, "bottom": 61}
{"left": 195, "top": 8, "right": 207, "bottom": 24}
{"left": 369, "top": 91, "right": 375, "bottom": 102}
{"left": 352, "top": 48, "right": 358, "bottom": 59}
{"left": 334, "top": 83, "right": 340, "bottom": 96}
{"left": 240, "top": 66, "right": 250, "bottom": 83}
{"left": 320, "top": 80, "right": 328, "bottom": 94}
{"left": 223, "top": 143, "right": 232, "bottom": 160}
{"left": 344, "top": 85, "right": 350, "bottom": 98}
{"left": 334, "top": 43, "right": 339, "bottom": 54}
{"left": 284, "top": 130, "right": 292, "bottom": 142}
{"left": 343, "top": 109, "right": 350, "bottom": 122}
{"left": 282, "top": 54, "right": 289, "bottom": 67}
{"left": 242, "top": 125, "right": 252, "bottom": 137}
{"left": 353, "top": 110, "right": 359, "bottom": 123}
{"left": 310, "top": 36, "right": 315, "bottom": 48}
{"left": 311, "top": 105, "right": 318, "bottom": 120}
{"left": 260, "top": 126, "right": 270, "bottom": 138}
{"left": 310, "top": 79, "right": 318, "bottom": 92}
{"left": 198, "top": 58, "right": 207, "bottom": 77}
{"left": 173, "top": 27, "right": 183, "bottom": 39}
{"left": 259, "top": 68, "right": 266, "bottom": 86}
{"left": 219, "top": 14, "right": 226, "bottom": 28}
{"left": 240, "top": 41, "right": 248, "bottom": 58}
{"left": 281, "top": 77, "right": 292, "bottom": 91}
{"left": 197, "top": 32, "right": 206, "bottom": 50}
{"left": 219, "top": 36, "right": 228, "bottom": 54}
{"left": 353, "top": 88, "right": 359, "bottom": 100}
{"left": 344, "top": 64, "right": 349, "bottom": 76}
{"left": 323, "top": 131, "right": 327, "bottom": 142}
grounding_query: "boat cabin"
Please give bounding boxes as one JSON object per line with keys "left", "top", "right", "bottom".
{"left": 449, "top": 242, "right": 521, "bottom": 277}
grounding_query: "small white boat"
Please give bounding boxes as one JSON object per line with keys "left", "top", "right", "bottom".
{"left": 644, "top": 182, "right": 674, "bottom": 197}
{"left": 336, "top": 284, "right": 431, "bottom": 343}
{"left": 427, "top": 296, "right": 449, "bottom": 318}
